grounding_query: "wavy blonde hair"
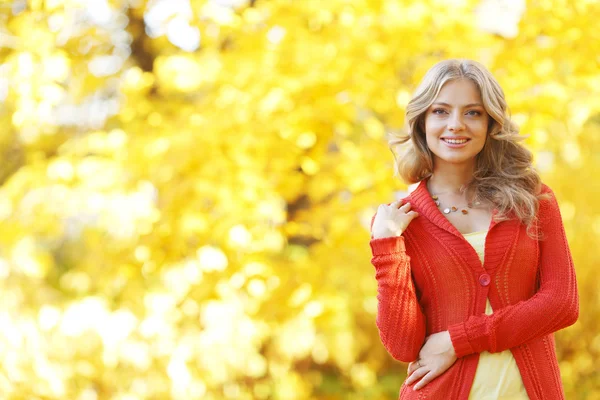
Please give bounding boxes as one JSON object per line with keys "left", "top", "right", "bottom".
{"left": 389, "top": 59, "right": 544, "bottom": 232}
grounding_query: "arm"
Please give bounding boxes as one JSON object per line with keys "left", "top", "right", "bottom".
{"left": 448, "top": 186, "right": 579, "bottom": 358}
{"left": 370, "top": 213, "right": 426, "bottom": 362}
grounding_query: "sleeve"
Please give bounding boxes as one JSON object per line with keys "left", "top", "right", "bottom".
{"left": 370, "top": 212, "right": 427, "bottom": 362}
{"left": 447, "top": 186, "right": 579, "bottom": 358}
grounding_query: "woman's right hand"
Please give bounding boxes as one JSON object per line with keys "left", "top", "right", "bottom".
{"left": 371, "top": 201, "right": 419, "bottom": 239}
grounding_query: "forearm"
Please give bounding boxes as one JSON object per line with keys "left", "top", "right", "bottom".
{"left": 449, "top": 187, "right": 579, "bottom": 357}
{"left": 371, "top": 236, "right": 426, "bottom": 362}
{"left": 448, "top": 281, "right": 578, "bottom": 357}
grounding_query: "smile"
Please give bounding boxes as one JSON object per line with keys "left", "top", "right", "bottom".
{"left": 441, "top": 138, "right": 470, "bottom": 144}
{"left": 440, "top": 137, "right": 470, "bottom": 148}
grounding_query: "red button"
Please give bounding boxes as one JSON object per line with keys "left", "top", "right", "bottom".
{"left": 479, "top": 273, "right": 491, "bottom": 287}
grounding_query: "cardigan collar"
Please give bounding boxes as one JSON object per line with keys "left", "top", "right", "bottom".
{"left": 409, "top": 179, "right": 501, "bottom": 239}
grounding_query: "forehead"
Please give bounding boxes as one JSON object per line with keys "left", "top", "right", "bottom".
{"left": 434, "top": 79, "right": 482, "bottom": 104}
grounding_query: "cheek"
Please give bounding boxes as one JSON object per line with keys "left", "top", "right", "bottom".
{"left": 424, "top": 118, "right": 443, "bottom": 139}
{"left": 477, "top": 119, "right": 489, "bottom": 135}
{"left": 424, "top": 124, "right": 438, "bottom": 148}
{"left": 468, "top": 120, "right": 489, "bottom": 141}
{"left": 474, "top": 129, "right": 488, "bottom": 153}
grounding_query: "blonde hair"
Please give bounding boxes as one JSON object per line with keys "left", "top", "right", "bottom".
{"left": 389, "top": 59, "right": 544, "bottom": 232}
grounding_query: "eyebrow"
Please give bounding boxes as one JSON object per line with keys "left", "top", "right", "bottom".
{"left": 431, "top": 102, "right": 484, "bottom": 108}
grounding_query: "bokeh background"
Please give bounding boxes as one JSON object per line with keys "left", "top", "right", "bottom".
{"left": 0, "top": 0, "right": 599, "bottom": 399}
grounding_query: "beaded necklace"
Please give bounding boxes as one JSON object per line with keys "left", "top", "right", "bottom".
{"left": 431, "top": 194, "right": 480, "bottom": 215}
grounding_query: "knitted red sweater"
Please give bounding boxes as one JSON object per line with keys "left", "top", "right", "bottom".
{"left": 369, "top": 180, "right": 579, "bottom": 399}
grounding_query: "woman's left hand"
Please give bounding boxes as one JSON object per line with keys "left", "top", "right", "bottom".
{"left": 405, "top": 331, "right": 457, "bottom": 390}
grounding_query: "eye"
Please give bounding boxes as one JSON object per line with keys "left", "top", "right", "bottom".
{"left": 432, "top": 108, "right": 447, "bottom": 115}
{"left": 466, "top": 110, "right": 482, "bottom": 116}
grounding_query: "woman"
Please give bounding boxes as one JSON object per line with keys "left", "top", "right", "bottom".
{"left": 369, "top": 59, "right": 578, "bottom": 399}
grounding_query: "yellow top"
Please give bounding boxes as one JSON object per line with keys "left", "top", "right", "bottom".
{"left": 462, "top": 230, "right": 529, "bottom": 400}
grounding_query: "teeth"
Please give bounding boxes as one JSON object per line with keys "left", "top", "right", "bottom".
{"left": 443, "top": 138, "right": 468, "bottom": 144}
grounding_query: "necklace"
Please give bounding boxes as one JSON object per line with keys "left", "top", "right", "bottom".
{"left": 431, "top": 195, "right": 480, "bottom": 215}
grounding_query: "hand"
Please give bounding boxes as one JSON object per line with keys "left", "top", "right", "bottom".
{"left": 371, "top": 201, "right": 419, "bottom": 239}
{"left": 404, "top": 331, "right": 457, "bottom": 391}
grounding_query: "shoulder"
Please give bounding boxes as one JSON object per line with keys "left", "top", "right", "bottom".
{"left": 399, "top": 182, "right": 420, "bottom": 205}
{"left": 537, "top": 182, "right": 562, "bottom": 223}
{"left": 382, "top": 183, "right": 419, "bottom": 208}
{"left": 369, "top": 187, "right": 416, "bottom": 230}
{"left": 538, "top": 183, "right": 558, "bottom": 206}
{"left": 539, "top": 182, "right": 554, "bottom": 196}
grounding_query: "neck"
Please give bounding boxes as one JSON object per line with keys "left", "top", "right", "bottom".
{"left": 427, "top": 160, "right": 475, "bottom": 195}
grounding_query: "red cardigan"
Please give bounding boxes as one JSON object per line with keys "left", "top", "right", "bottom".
{"left": 369, "top": 180, "right": 579, "bottom": 399}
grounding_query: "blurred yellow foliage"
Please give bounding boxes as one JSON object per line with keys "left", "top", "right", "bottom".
{"left": 0, "top": 0, "right": 599, "bottom": 399}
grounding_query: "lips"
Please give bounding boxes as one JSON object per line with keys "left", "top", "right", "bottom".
{"left": 441, "top": 137, "right": 470, "bottom": 145}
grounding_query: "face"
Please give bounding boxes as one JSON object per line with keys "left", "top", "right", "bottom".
{"left": 424, "top": 79, "right": 489, "bottom": 169}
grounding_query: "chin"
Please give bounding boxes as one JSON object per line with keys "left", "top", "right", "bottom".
{"left": 434, "top": 153, "right": 479, "bottom": 165}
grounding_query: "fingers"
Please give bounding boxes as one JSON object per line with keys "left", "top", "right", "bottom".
{"left": 387, "top": 200, "right": 403, "bottom": 209}
{"left": 386, "top": 200, "right": 408, "bottom": 209}
{"left": 402, "top": 203, "right": 419, "bottom": 222}
{"left": 407, "top": 359, "right": 424, "bottom": 376}
{"left": 372, "top": 201, "right": 418, "bottom": 240}
{"left": 407, "top": 361, "right": 418, "bottom": 376}
{"left": 399, "top": 202, "right": 419, "bottom": 217}
{"left": 413, "top": 369, "right": 439, "bottom": 391}
{"left": 404, "top": 365, "right": 428, "bottom": 386}
{"left": 386, "top": 201, "right": 418, "bottom": 215}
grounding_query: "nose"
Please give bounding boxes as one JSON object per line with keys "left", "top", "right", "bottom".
{"left": 447, "top": 112, "right": 465, "bottom": 132}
